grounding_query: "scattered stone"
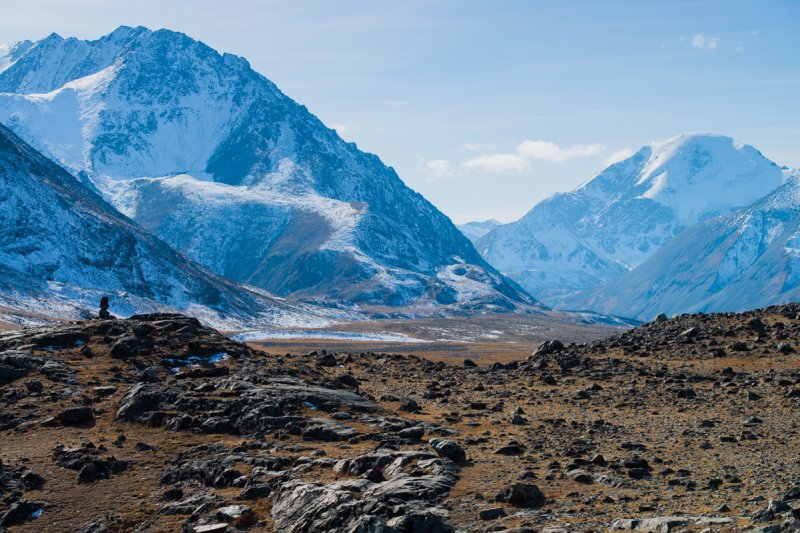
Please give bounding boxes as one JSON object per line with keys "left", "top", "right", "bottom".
{"left": 399, "top": 426, "right": 425, "bottom": 439}
{"left": 216, "top": 504, "right": 257, "bottom": 527}
{"left": 55, "top": 406, "right": 95, "bottom": 426}
{"left": 568, "top": 469, "right": 594, "bottom": 484}
{"left": 429, "top": 438, "right": 466, "bottom": 463}
{"left": 534, "top": 340, "right": 564, "bottom": 356}
{"left": 496, "top": 483, "right": 545, "bottom": 508}
{"left": 400, "top": 398, "right": 421, "bottom": 413}
{"left": 479, "top": 507, "right": 506, "bottom": 520}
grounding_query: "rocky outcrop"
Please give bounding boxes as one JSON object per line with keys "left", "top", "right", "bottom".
{"left": 2, "top": 307, "right": 800, "bottom": 531}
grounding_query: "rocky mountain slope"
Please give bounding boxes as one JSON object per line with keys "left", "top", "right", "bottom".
{"left": 0, "top": 122, "right": 334, "bottom": 329}
{"left": 577, "top": 171, "right": 800, "bottom": 320}
{"left": 2, "top": 306, "right": 800, "bottom": 531}
{"left": 478, "top": 134, "right": 787, "bottom": 307}
{"left": 0, "top": 27, "right": 534, "bottom": 311}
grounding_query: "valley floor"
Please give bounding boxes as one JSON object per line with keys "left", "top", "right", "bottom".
{"left": 244, "top": 313, "right": 624, "bottom": 364}
{"left": 1, "top": 307, "right": 799, "bottom": 532}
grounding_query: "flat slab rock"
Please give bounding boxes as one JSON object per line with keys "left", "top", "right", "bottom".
{"left": 272, "top": 449, "right": 460, "bottom": 532}
{"left": 611, "top": 515, "right": 737, "bottom": 531}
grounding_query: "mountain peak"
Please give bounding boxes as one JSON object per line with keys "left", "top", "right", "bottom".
{"left": 0, "top": 26, "right": 536, "bottom": 311}
{"left": 481, "top": 133, "right": 787, "bottom": 307}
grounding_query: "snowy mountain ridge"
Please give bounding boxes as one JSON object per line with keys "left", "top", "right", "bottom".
{"left": 576, "top": 169, "right": 800, "bottom": 320}
{"left": 0, "top": 27, "right": 536, "bottom": 311}
{"left": 478, "top": 133, "right": 788, "bottom": 306}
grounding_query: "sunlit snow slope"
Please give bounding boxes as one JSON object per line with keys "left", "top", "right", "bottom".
{"left": 578, "top": 170, "right": 800, "bottom": 320}
{"left": 479, "top": 134, "right": 786, "bottom": 307}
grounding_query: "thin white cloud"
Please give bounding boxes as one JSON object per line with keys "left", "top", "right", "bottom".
{"left": 424, "top": 159, "right": 455, "bottom": 177}
{"left": 463, "top": 139, "right": 605, "bottom": 174}
{"left": 604, "top": 148, "right": 635, "bottom": 167}
{"left": 463, "top": 153, "right": 531, "bottom": 174}
{"left": 462, "top": 142, "right": 496, "bottom": 151}
{"left": 385, "top": 100, "right": 407, "bottom": 107}
{"left": 331, "top": 123, "right": 347, "bottom": 136}
{"left": 518, "top": 140, "right": 604, "bottom": 162}
{"left": 691, "top": 33, "right": 719, "bottom": 50}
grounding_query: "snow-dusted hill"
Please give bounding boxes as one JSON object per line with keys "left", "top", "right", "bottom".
{"left": 0, "top": 27, "right": 535, "bottom": 311}
{"left": 480, "top": 134, "right": 787, "bottom": 306}
{"left": 0, "top": 122, "right": 339, "bottom": 328}
{"left": 457, "top": 219, "right": 501, "bottom": 245}
{"left": 576, "top": 171, "right": 800, "bottom": 320}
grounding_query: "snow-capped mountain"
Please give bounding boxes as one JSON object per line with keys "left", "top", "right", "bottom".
{"left": 0, "top": 27, "right": 535, "bottom": 311}
{"left": 479, "top": 134, "right": 787, "bottom": 306}
{"left": 0, "top": 122, "right": 336, "bottom": 328}
{"left": 457, "top": 219, "right": 501, "bottom": 245}
{"left": 576, "top": 171, "right": 800, "bottom": 320}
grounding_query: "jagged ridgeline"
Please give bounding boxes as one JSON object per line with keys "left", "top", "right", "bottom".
{"left": 0, "top": 26, "right": 535, "bottom": 311}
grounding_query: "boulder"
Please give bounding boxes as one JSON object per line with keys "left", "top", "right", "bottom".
{"left": 496, "top": 483, "right": 545, "bottom": 508}
{"left": 429, "top": 439, "right": 466, "bottom": 463}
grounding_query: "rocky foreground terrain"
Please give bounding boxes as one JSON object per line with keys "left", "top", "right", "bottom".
{"left": 2, "top": 307, "right": 800, "bottom": 532}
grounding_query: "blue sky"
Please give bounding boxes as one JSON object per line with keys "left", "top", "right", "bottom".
{"left": 2, "top": 0, "right": 799, "bottom": 223}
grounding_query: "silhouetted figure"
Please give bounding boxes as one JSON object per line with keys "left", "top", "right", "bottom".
{"left": 99, "top": 296, "right": 112, "bottom": 319}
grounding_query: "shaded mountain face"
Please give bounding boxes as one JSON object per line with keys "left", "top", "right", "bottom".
{"left": 577, "top": 172, "right": 800, "bottom": 320}
{"left": 0, "top": 122, "right": 330, "bottom": 327}
{"left": 0, "top": 27, "right": 535, "bottom": 311}
{"left": 479, "top": 134, "right": 786, "bottom": 307}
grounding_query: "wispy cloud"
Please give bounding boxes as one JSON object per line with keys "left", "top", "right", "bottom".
{"left": 462, "top": 142, "right": 496, "bottom": 151}
{"left": 463, "top": 139, "right": 605, "bottom": 174}
{"left": 604, "top": 148, "right": 634, "bottom": 167}
{"left": 691, "top": 33, "right": 719, "bottom": 50}
{"left": 384, "top": 100, "right": 407, "bottom": 107}
{"left": 424, "top": 159, "right": 455, "bottom": 177}
{"left": 463, "top": 153, "right": 531, "bottom": 174}
{"left": 517, "top": 140, "right": 604, "bottom": 163}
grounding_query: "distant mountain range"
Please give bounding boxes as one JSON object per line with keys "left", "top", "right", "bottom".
{"left": 457, "top": 219, "right": 501, "bottom": 243}
{"left": 0, "top": 26, "right": 535, "bottom": 314}
{"left": 465, "top": 133, "right": 798, "bottom": 320}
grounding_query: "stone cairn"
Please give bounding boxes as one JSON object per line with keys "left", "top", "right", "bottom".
{"left": 98, "top": 297, "right": 113, "bottom": 320}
